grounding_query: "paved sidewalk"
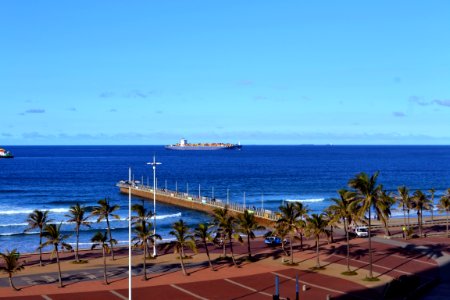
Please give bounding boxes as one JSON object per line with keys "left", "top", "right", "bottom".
{"left": 372, "top": 236, "right": 450, "bottom": 299}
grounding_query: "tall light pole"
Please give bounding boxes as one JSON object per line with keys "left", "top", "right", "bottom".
{"left": 128, "top": 167, "right": 132, "bottom": 300}
{"left": 147, "top": 156, "right": 161, "bottom": 257}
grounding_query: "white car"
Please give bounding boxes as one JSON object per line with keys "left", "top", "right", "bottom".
{"left": 355, "top": 226, "right": 369, "bottom": 237}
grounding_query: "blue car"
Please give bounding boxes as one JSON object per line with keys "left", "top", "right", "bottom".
{"left": 264, "top": 236, "right": 282, "bottom": 246}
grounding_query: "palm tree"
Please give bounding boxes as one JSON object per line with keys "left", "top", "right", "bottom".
{"left": 429, "top": 188, "right": 436, "bottom": 221}
{"left": 194, "top": 223, "right": 215, "bottom": 270}
{"left": 91, "top": 231, "right": 111, "bottom": 284}
{"left": 397, "top": 186, "right": 412, "bottom": 238}
{"left": 66, "top": 203, "right": 90, "bottom": 262}
{"left": 348, "top": 171, "right": 381, "bottom": 279}
{"left": 411, "top": 190, "right": 432, "bottom": 237}
{"left": 41, "top": 223, "right": 72, "bottom": 287}
{"left": 0, "top": 249, "right": 24, "bottom": 291}
{"left": 133, "top": 223, "right": 161, "bottom": 280}
{"left": 306, "top": 214, "right": 328, "bottom": 269}
{"left": 221, "top": 214, "right": 239, "bottom": 266}
{"left": 91, "top": 198, "right": 120, "bottom": 260}
{"left": 131, "top": 203, "right": 154, "bottom": 227}
{"left": 213, "top": 206, "right": 230, "bottom": 258}
{"left": 131, "top": 203, "right": 155, "bottom": 256}
{"left": 438, "top": 189, "right": 450, "bottom": 237}
{"left": 277, "top": 202, "right": 302, "bottom": 264}
{"left": 294, "top": 202, "right": 309, "bottom": 250}
{"left": 329, "top": 189, "right": 358, "bottom": 274}
{"left": 274, "top": 221, "right": 290, "bottom": 256}
{"left": 236, "top": 210, "right": 265, "bottom": 260}
{"left": 169, "top": 219, "right": 197, "bottom": 276}
{"left": 25, "top": 209, "right": 51, "bottom": 266}
{"left": 377, "top": 188, "right": 396, "bottom": 237}
{"left": 323, "top": 208, "right": 337, "bottom": 244}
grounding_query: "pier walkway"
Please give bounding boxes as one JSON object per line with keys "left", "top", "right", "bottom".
{"left": 116, "top": 181, "right": 278, "bottom": 227}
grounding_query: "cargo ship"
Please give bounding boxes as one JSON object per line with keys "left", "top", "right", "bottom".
{"left": 165, "top": 139, "right": 242, "bottom": 150}
{"left": 0, "top": 148, "right": 14, "bottom": 158}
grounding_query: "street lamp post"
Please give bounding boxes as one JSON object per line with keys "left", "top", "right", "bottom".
{"left": 147, "top": 156, "right": 161, "bottom": 257}
{"left": 128, "top": 168, "right": 132, "bottom": 300}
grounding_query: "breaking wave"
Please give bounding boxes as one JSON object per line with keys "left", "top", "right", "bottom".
{"left": 285, "top": 198, "right": 325, "bottom": 203}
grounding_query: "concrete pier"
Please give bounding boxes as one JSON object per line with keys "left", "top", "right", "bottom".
{"left": 117, "top": 181, "right": 277, "bottom": 227}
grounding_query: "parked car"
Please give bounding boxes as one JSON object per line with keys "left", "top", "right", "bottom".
{"left": 355, "top": 226, "right": 369, "bottom": 237}
{"left": 264, "top": 236, "right": 282, "bottom": 246}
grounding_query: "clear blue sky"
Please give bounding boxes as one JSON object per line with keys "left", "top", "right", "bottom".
{"left": 1, "top": 1, "right": 449, "bottom": 145}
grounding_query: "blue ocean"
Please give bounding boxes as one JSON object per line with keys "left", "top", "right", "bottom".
{"left": 1, "top": 145, "right": 449, "bottom": 253}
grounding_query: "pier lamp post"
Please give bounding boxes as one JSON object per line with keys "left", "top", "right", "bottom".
{"left": 147, "top": 156, "right": 161, "bottom": 257}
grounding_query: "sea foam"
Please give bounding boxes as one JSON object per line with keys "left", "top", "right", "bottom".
{"left": 286, "top": 198, "right": 325, "bottom": 203}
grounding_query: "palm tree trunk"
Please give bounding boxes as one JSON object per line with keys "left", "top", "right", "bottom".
{"left": 300, "top": 233, "right": 303, "bottom": 250}
{"left": 55, "top": 245, "right": 62, "bottom": 288}
{"left": 143, "top": 238, "right": 148, "bottom": 280}
{"left": 103, "top": 247, "right": 108, "bottom": 284}
{"left": 316, "top": 236, "right": 320, "bottom": 268}
{"left": 289, "top": 232, "right": 294, "bottom": 264}
{"left": 8, "top": 274, "right": 19, "bottom": 291}
{"left": 417, "top": 211, "right": 421, "bottom": 237}
{"left": 407, "top": 209, "right": 410, "bottom": 228}
{"left": 106, "top": 217, "right": 115, "bottom": 260}
{"left": 382, "top": 217, "right": 390, "bottom": 237}
{"left": 179, "top": 246, "right": 187, "bottom": 275}
{"left": 222, "top": 234, "right": 226, "bottom": 257}
{"left": 403, "top": 205, "right": 407, "bottom": 240}
{"left": 75, "top": 226, "right": 80, "bottom": 262}
{"left": 39, "top": 230, "right": 43, "bottom": 267}
{"left": 446, "top": 211, "right": 449, "bottom": 238}
{"left": 368, "top": 208, "right": 373, "bottom": 279}
{"left": 229, "top": 236, "right": 237, "bottom": 266}
{"left": 204, "top": 240, "right": 213, "bottom": 270}
{"left": 344, "top": 218, "right": 350, "bottom": 272}
{"left": 420, "top": 207, "right": 423, "bottom": 237}
{"left": 247, "top": 234, "right": 252, "bottom": 259}
{"left": 330, "top": 226, "right": 334, "bottom": 243}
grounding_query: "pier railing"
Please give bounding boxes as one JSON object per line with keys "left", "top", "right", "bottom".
{"left": 117, "top": 181, "right": 279, "bottom": 223}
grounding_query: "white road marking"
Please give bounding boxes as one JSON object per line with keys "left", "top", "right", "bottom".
{"left": 224, "top": 278, "right": 272, "bottom": 297}
{"left": 329, "top": 254, "right": 413, "bottom": 275}
{"left": 272, "top": 272, "right": 344, "bottom": 294}
{"left": 272, "top": 272, "right": 369, "bottom": 300}
{"left": 171, "top": 284, "right": 209, "bottom": 300}
{"left": 389, "top": 253, "right": 437, "bottom": 266}
{"left": 110, "top": 290, "right": 128, "bottom": 300}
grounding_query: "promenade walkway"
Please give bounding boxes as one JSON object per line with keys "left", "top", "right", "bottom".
{"left": 2, "top": 234, "right": 448, "bottom": 299}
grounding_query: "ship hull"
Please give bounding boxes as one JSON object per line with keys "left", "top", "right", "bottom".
{"left": 165, "top": 145, "right": 242, "bottom": 150}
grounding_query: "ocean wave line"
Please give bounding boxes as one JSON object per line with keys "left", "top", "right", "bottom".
{"left": 285, "top": 198, "right": 325, "bottom": 203}
{"left": 0, "top": 212, "right": 182, "bottom": 228}
{"left": 0, "top": 208, "right": 69, "bottom": 215}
